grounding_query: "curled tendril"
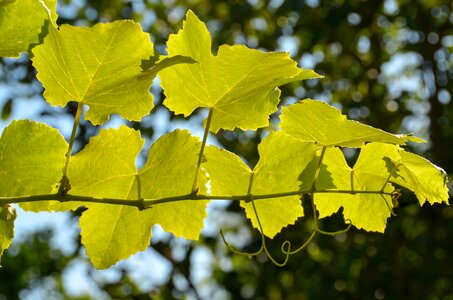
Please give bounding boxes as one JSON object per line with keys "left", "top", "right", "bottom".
{"left": 219, "top": 169, "right": 354, "bottom": 266}
{"left": 316, "top": 219, "right": 352, "bottom": 236}
{"left": 219, "top": 199, "right": 292, "bottom": 266}
{"left": 220, "top": 227, "right": 316, "bottom": 266}
{"left": 281, "top": 230, "right": 317, "bottom": 255}
{"left": 249, "top": 197, "right": 292, "bottom": 266}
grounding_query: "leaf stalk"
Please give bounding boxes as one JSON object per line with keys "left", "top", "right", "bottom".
{"left": 58, "top": 103, "right": 84, "bottom": 195}
{"left": 191, "top": 107, "right": 214, "bottom": 193}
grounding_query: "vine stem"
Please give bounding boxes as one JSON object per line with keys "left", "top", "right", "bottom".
{"left": 0, "top": 189, "right": 394, "bottom": 208}
{"left": 191, "top": 107, "right": 214, "bottom": 193}
{"left": 58, "top": 103, "right": 83, "bottom": 194}
{"left": 0, "top": 194, "right": 144, "bottom": 207}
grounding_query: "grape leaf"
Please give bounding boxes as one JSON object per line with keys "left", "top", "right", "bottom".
{"left": 0, "top": 204, "right": 15, "bottom": 264}
{"left": 205, "top": 132, "right": 316, "bottom": 238}
{"left": 69, "top": 127, "right": 208, "bottom": 268}
{"left": 204, "top": 146, "right": 251, "bottom": 196}
{"left": 395, "top": 151, "right": 449, "bottom": 205}
{"left": 245, "top": 132, "right": 316, "bottom": 237}
{"left": 357, "top": 143, "right": 449, "bottom": 205}
{"left": 0, "top": 120, "right": 67, "bottom": 212}
{"left": 68, "top": 126, "right": 153, "bottom": 269}
{"left": 280, "top": 99, "right": 407, "bottom": 147}
{"left": 0, "top": 0, "right": 57, "bottom": 57}
{"left": 31, "top": 21, "right": 155, "bottom": 125}
{"left": 312, "top": 147, "right": 395, "bottom": 232}
{"left": 139, "top": 130, "right": 209, "bottom": 240}
{"left": 159, "top": 10, "right": 322, "bottom": 133}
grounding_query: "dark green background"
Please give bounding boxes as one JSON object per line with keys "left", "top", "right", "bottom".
{"left": 0, "top": 0, "right": 452, "bottom": 299}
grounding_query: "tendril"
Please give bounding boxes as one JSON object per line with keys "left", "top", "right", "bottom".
{"left": 281, "top": 230, "right": 317, "bottom": 255}
{"left": 219, "top": 224, "right": 291, "bottom": 266}
{"left": 220, "top": 172, "right": 293, "bottom": 266}
{"left": 316, "top": 219, "right": 352, "bottom": 236}
{"left": 219, "top": 229, "right": 263, "bottom": 259}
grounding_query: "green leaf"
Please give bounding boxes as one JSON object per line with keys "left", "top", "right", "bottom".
{"left": 313, "top": 147, "right": 395, "bottom": 232}
{"left": 0, "top": 204, "right": 15, "bottom": 264}
{"left": 0, "top": 0, "right": 57, "bottom": 57}
{"left": 204, "top": 146, "right": 251, "bottom": 196}
{"left": 280, "top": 99, "right": 408, "bottom": 147}
{"left": 244, "top": 132, "right": 316, "bottom": 238}
{"left": 139, "top": 130, "right": 209, "bottom": 240}
{"left": 395, "top": 151, "right": 449, "bottom": 205}
{"left": 159, "top": 10, "right": 322, "bottom": 133}
{"left": 357, "top": 143, "right": 449, "bottom": 205}
{"left": 68, "top": 126, "right": 143, "bottom": 199}
{"left": 69, "top": 128, "right": 208, "bottom": 268}
{"left": 31, "top": 21, "right": 155, "bottom": 125}
{"left": 312, "top": 143, "right": 448, "bottom": 232}
{"left": 68, "top": 126, "right": 151, "bottom": 269}
{"left": 0, "top": 120, "right": 67, "bottom": 212}
{"left": 205, "top": 132, "right": 316, "bottom": 238}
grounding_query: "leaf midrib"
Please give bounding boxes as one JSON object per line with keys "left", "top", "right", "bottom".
{"left": 79, "top": 26, "right": 121, "bottom": 102}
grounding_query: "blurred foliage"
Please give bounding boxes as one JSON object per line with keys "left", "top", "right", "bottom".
{"left": 0, "top": 0, "right": 452, "bottom": 299}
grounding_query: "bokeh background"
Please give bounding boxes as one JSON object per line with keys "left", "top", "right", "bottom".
{"left": 0, "top": 0, "right": 452, "bottom": 299}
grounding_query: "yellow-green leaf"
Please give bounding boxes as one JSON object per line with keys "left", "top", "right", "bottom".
{"left": 205, "top": 132, "right": 316, "bottom": 238}
{"left": 70, "top": 127, "right": 210, "bottom": 268}
{"left": 0, "top": 0, "right": 57, "bottom": 57}
{"left": 395, "top": 151, "right": 449, "bottom": 205}
{"left": 139, "top": 130, "right": 209, "bottom": 240}
{"left": 281, "top": 99, "right": 407, "bottom": 147}
{"left": 68, "top": 126, "right": 151, "bottom": 269}
{"left": 32, "top": 21, "right": 155, "bottom": 125}
{"left": 204, "top": 146, "right": 250, "bottom": 196}
{"left": 244, "top": 132, "right": 316, "bottom": 238}
{"left": 160, "top": 10, "right": 322, "bottom": 133}
{"left": 357, "top": 143, "right": 449, "bottom": 205}
{"left": 314, "top": 147, "right": 395, "bottom": 232}
{"left": 0, "top": 204, "right": 15, "bottom": 264}
{"left": 0, "top": 120, "right": 67, "bottom": 212}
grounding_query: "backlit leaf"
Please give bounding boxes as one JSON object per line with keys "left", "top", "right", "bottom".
{"left": 204, "top": 146, "right": 250, "bottom": 197}
{"left": 0, "top": 0, "right": 57, "bottom": 57}
{"left": 160, "top": 10, "right": 322, "bottom": 133}
{"left": 32, "top": 21, "right": 155, "bottom": 125}
{"left": 0, "top": 204, "right": 15, "bottom": 264}
{"left": 244, "top": 132, "right": 316, "bottom": 238}
{"left": 69, "top": 128, "right": 209, "bottom": 268}
{"left": 139, "top": 130, "right": 209, "bottom": 240}
{"left": 281, "top": 99, "right": 407, "bottom": 147}
{"left": 395, "top": 151, "right": 449, "bottom": 205}
{"left": 205, "top": 132, "right": 316, "bottom": 238}
{"left": 313, "top": 147, "right": 395, "bottom": 232}
{"left": 68, "top": 126, "right": 150, "bottom": 269}
{"left": 357, "top": 143, "right": 449, "bottom": 205}
{"left": 0, "top": 120, "right": 67, "bottom": 212}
